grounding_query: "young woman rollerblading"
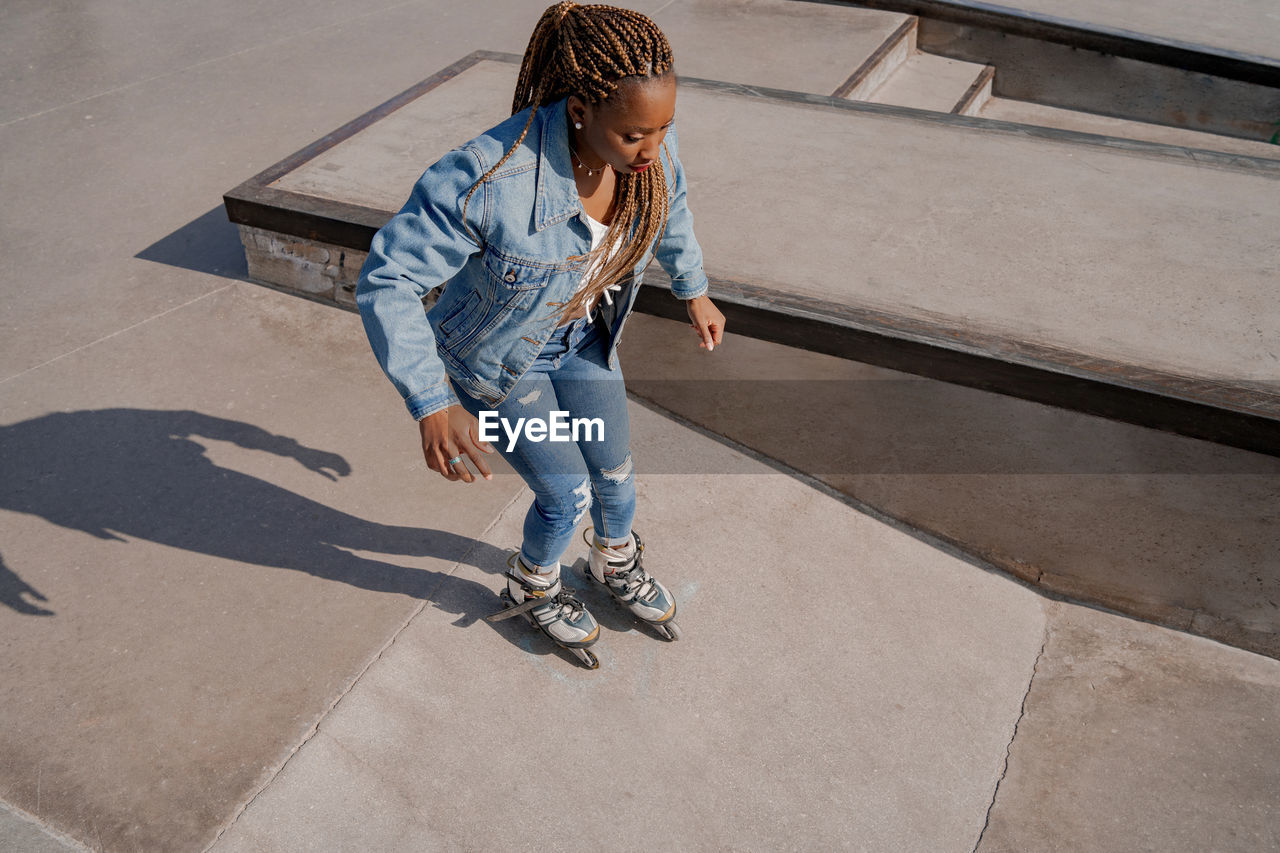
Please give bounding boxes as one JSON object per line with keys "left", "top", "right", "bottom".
{"left": 356, "top": 2, "right": 723, "bottom": 667}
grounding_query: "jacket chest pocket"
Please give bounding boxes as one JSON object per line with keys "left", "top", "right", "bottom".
{"left": 483, "top": 248, "right": 571, "bottom": 293}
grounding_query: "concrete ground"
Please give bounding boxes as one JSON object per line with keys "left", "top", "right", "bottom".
{"left": 2, "top": 1, "right": 1278, "bottom": 851}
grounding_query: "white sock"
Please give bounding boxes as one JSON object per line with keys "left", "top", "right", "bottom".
{"left": 517, "top": 555, "right": 560, "bottom": 588}
{"left": 598, "top": 533, "right": 635, "bottom": 561}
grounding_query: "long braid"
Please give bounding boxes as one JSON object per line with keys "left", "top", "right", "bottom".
{"left": 462, "top": 3, "right": 675, "bottom": 323}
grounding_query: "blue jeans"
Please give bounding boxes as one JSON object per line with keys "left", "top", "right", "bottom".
{"left": 450, "top": 315, "right": 635, "bottom": 571}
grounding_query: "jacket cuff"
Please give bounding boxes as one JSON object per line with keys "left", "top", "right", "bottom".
{"left": 406, "top": 380, "right": 461, "bottom": 421}
{"left": 670, "top": 269, "right": 709, "bottom": 300}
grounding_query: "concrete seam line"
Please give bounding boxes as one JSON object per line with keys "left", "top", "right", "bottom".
{"left": 201, "top": 486, "right": 528, "bottom": 852}
{"left": 0, "top": 0, "right": 424, "bottom": 130}
{"left": 972, "top": 617, "right": 1050, "bottom": 852}
{"left": 0, "top": 284, "right": 236, "bottom": 388}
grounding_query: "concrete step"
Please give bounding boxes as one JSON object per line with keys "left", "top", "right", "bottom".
{"left": 980, "top": 96, "right": 1280, "bottom": 159}
{"left": 863, "top": 50, "right": 992, "bottom": 114}
{"left": 953, "top": 64, "right": 994, "bottom": 115}
{"left": 834, "top": 16, "right": 917, "bottom": 100}
{"left": 653, "top": 0, "right": 912, "bottom": 97}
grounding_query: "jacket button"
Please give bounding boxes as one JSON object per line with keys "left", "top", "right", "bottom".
{"left": 504, "top": 270, "right": 517, "bottom": 283}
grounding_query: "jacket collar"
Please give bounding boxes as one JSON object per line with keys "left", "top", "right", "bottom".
{"left": 534, "top": 98, "right": 583, "bottom": 232}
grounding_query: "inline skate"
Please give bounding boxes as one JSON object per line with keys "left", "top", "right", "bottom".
{"left": 583, "top": 530, "right": 681, "bottom": 641}
{"left": 486, "top": 553, "right": 601, "bottom": 669}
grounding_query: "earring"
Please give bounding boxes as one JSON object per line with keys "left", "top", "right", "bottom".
{"left": 575, "top": 122, "right": 583, "bottom": 129}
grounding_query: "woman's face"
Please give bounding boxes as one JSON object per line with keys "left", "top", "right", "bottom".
{"left": 569, "top": 73, "right": 677, "bottom": 176}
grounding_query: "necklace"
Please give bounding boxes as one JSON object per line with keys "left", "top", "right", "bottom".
{"left": 570, "top": 145, "right": 609, "bottom": 177}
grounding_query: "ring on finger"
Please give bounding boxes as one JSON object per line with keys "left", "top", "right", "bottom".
{"left": 447, "top": 455, "right": 463, "bottom": 466}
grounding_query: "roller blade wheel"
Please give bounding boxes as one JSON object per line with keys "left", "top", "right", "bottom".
{"left": 627, "top": 613, "right": 681, "bottom": 642}
{"left": 655, "top": 619, "right": 682, "bottom": 641}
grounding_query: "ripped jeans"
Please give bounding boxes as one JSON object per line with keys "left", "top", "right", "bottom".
{"left": 450, "top": 314, "right": 635, "bottom": 571}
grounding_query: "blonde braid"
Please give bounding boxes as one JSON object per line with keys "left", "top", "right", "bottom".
{"left": 462, "top": 3, "right": 676, "bottom": 322}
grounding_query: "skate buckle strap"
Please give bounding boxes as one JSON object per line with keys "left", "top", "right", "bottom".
{"left": 485, "top": 573, "right": 589, "bottom": 623}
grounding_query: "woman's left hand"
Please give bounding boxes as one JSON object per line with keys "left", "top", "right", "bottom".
{"left": 686, "top": 294, "right": 725, "bottom": 352}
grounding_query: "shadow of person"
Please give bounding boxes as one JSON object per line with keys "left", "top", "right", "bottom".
{"left": 0, "top": 551, "right": 54, "bottom": 616}
{"left": 0, "top": 408, "right": 514, "bottom": 624}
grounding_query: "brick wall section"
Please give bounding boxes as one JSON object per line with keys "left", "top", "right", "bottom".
{"left": 237, "top": 225, "right": 368, "bottom": 308}
{"left": 238, "top": 225, "right": 447, "bottom": 312}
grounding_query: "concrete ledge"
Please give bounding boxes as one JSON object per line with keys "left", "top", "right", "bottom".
{"left": 222, "top": 51, "right": 1280, "bottom": 458}
{"left": 803, "top": 0, "right": 1280, "bottom": 86}
{"left": 635, "top": 272, "right": 1280, "bottom": 458}
{"left": 222, "top": 51, "right": 503, "bottom": 252}
{"left": 833, "top": 16, "right": 917, "bottom": 99}
{"left": 914, "top": 17, "right": 1280, "bottom": 142}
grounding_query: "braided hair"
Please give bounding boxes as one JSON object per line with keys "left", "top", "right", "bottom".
{"left": 462, "top": 2, "right": 675, "bottom": 323}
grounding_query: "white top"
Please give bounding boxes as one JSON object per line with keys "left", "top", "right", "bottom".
{"left": 584, "top": 211, "right": 610, "bottom": 244}
{"left": 575, "top": 212, "right": 624, "bottom": 323}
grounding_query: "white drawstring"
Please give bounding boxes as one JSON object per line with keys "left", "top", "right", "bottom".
{"left": 583, "top": 282, "right": 623, "bottom": 323}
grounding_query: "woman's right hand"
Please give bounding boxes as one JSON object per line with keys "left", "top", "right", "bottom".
{"left": 419, "top": 405, "right": 496, "bottom": 482}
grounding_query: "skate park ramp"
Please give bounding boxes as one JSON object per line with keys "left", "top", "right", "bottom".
{"left": 4, "top": 0, "right": 1280, "bottom": 851}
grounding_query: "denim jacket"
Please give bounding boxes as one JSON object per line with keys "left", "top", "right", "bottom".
{"left": 356, "top": 96, "right": 709, "bottom": 420}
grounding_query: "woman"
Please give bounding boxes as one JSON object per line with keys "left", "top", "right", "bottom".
{"left": 356, "top": 2, "right": 725, "bottom": 668}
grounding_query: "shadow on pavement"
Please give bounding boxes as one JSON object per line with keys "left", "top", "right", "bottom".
{"left": 134, "top": 206, "right": 248, "bottom": 279}
{"left": 0, "top": 551, "right": 54, "bottom": 616}
{"left": 0, "top": 408, "right": 512, "bottom": 623}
